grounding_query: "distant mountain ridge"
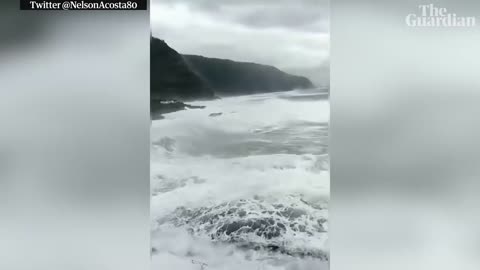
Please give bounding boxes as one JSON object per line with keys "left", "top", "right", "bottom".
{"left": 182, "top": 54, "right": 314, "bottom": 96}
{"left": 150, "top": 36, "right": 314, "bottom": 114}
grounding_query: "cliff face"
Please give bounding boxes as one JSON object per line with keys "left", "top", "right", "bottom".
{"left": 150, "top": 36, "right": 315, "bottom": 116}
{"left": 150, "top": 37, "right": 215, "bottom": 101}
{"left": 183, "top": 55, "right": 314, "bottom": 96}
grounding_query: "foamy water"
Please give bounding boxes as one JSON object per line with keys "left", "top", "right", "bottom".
{"left": 151, "top": 89, "right": 330, "bottom": 270}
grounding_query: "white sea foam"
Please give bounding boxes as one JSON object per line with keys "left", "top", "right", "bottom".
{"left": 151, "top": 89, "right": 329, "bottom": 270}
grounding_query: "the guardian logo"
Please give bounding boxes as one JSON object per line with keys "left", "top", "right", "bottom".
{"left": 406, "top": 4, "right": 476, "bottom": 27}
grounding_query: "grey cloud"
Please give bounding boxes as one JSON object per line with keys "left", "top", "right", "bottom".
{"left": 157, "top": 0, "right": 329, "bottom": 33}
{"left": 228, "top": 5, "right": 329, "bottom": 32}
{"left": 159, "top": 0, "right": 328, "bottom": 10}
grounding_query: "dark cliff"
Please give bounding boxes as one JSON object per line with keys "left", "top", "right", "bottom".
{"left": 150, "top": 37, "right": 215, "bottom": 102}
{"left": 150, "top": 36, "right": 315, "bottom": 116}
{"left": 183, "top": 55, "right": 314, "bottom": 96}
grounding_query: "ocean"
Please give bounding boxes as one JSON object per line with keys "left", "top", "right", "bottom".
{"left": 151, "top": 88, "right": 330, "bottom": 270}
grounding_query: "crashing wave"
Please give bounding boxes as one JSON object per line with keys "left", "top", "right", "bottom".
{"left": 155, "top": 195, "right": 329, "bottom": 261}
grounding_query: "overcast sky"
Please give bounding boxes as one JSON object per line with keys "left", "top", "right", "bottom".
{"left": 151, "top": 0, "right": 329, "bottom": 85}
